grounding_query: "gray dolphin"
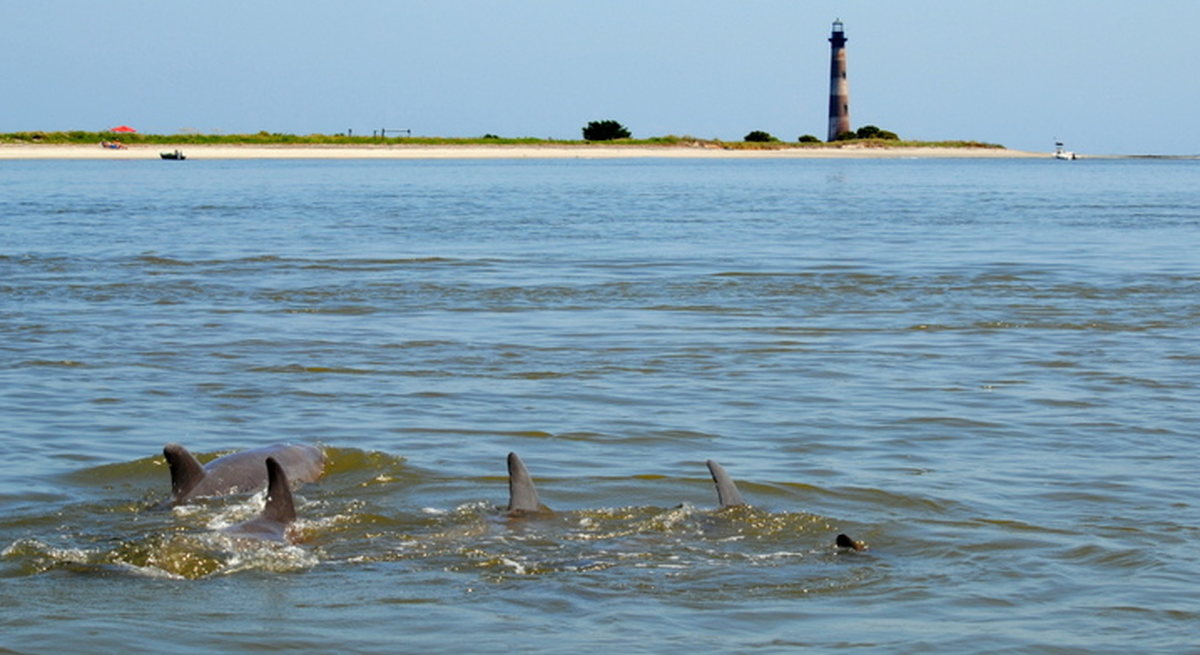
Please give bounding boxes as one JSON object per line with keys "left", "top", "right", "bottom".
{"left": 222, "top": 457, "right": 298, "bottom": 541}
{"left": 706, "top": 459, "right": 747, "bottom": 508}
{"left": 705, "top": 459, "right": 867, "bottom": 551}
{"left": 506, "top": 452, "right": 550, "bottom": 517}
{"left": 835, "top": 533, "right": 868, "bottom": 552}
{"left": 162, "top": 442, "right": 325, "bottom": 505}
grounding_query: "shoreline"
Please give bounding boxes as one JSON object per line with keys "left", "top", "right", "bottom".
{"left": 0, "top": 143, "right": 1048, "bottom": 160}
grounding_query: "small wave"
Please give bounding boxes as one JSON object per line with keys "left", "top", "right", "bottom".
{"left": 321, "top": 446, "right": 408, "bottom": 482}
{"left": 129, "top": 254, "right": 473, "bottom": 272}
{"left": 892, "top": 415, "right": 1004, "bottom": 429}
{"left": 134, "top": 254, "right": 194, "bottom": 267}
{"left": 2, "top": 535, "right": 216, "bottom": 579}
{"left": 247, "top": 363, "right": 379, "bottom": 374}
{"left": 209, "top": 538, "right": 319, "bottom": 575}
{"left": 17, "top": 359, "right": 88, "bottom": 368}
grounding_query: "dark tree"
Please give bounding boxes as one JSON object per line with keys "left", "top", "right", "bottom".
{"left": 797, "top": 134, "right": 821, "bottom": 143}
{"left": 582, "top": 120, "right": 631, "bottom": 141}
{"left": 855, "top": 125, "right": 900, "bottom": 140}
{"left": 743, "top": 130, "right": 778, "bottom": 143}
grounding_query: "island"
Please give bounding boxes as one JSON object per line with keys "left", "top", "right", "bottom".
{"left": 0, "top": 131, "right": 1043, "bottom": 160}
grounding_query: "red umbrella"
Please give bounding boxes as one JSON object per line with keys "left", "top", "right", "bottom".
{"left": 109, "top": 125, "right": 138, "bottom": 133}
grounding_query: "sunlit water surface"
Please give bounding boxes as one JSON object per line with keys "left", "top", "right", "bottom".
{"left": 1, "top": 157, "right": 1197, "bottom": 653}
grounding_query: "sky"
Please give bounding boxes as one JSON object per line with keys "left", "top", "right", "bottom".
{"left": 4, "top": 0, "right": 1200, "bottom": 155}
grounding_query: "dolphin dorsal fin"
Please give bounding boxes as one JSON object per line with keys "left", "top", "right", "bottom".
{"left": 260, "top": 457, "right": 296, "bottom": 525}
{"left": 506, "top": 452, "right": 541, "bottom": 513}
{"left": 836, "top": 533, "right": 868, "bottom": 551}
{"left": 706, "top": 459, "right": 747, "bottom": 508}
{"left": 163, "top": 443, "right": 206, "bottom": 502}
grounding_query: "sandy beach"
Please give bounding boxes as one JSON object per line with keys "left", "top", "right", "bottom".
{"left": 0, "top": 143, "right": 1046, "bottom": 160}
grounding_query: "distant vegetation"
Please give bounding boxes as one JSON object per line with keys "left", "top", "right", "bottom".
{"left": 832, "top": 125, "right": 900, "bottom": 142}
{"left": 743, "top": 130, "right": 779, "bottom": 143}
{"left": 0, "top": 131, "right": 574, "bottom": 146}
{"left": 0, "top": 130, "right": 1004, "bottom": 150}
{"left": 582, "top": 120, "right": 632, "bottom": 141}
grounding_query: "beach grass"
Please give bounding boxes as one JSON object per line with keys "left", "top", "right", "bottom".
{"left": 0, "top": 131, "right": 1005, "bottom": 150}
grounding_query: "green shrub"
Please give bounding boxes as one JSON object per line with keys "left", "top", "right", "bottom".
{"left": 582, "top": 120, "right": 631, "bottom": 141}
{"left": 743, "top": 130, "right": 778, "bottom": 143}
{"left": 855, "top": 125, "right": 900, "bottom": 140}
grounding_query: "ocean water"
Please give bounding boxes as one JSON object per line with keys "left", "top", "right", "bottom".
{"left": 0, "top": 157, "right": 1196, "bottom": 653}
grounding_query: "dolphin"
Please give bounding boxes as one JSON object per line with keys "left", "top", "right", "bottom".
{"left": 222, "top": 457, "right": 298, "bottom": 541}
{"left": 506, "top": 452, "right": 550, "bottom": 517}
{"left": 162, "top": 442, "right": 325, "bottom": 505}
{"left": 835, "top": 533, "right": 868, "bottom": 552}
{"left": 706, "top": 459, "right": 747, "bottom": 508}
{"left": 705, "top": 459, "right": 867, "bottom": 551}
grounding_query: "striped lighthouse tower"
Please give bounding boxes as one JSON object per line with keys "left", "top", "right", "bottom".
{"left": 827, "top": 19, "right": 851, "bottom": 142}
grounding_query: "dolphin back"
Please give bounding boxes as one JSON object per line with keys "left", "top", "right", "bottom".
{"left": 706, "top": 459, "right": 747, "bottom": 508}
{"left": 506, "top": 452, "right": 542, "bottom": 514}
{"left": 162, "top": 442, "right": 325, "bottom": 504}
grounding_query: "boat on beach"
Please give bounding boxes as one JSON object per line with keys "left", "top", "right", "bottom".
{"left": 160, "top": 150, "right": 186, "bottom": 160}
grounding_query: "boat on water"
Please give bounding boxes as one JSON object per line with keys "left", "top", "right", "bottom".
{"left": 1054, "top": 141, "right": 1076, "bottom": 160}
{"left": 160, "top": 150, "right": 186, "bottom": 160}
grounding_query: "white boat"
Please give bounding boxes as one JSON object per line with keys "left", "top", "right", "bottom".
{"left": 1054, "top": 141, "right": 1076, "bottom": 160}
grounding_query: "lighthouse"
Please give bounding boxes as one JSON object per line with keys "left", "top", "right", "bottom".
{"left": 827, "top": 19, "right": 851, "bottom": 142}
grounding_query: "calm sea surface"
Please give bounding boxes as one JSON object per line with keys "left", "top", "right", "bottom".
{"left": 1, "top": 157, "right": 1196, "bottom": 653}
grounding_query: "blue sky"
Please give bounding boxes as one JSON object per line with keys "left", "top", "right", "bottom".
{"left": 5, "top": 0, "right": 1199, "bottom": 154}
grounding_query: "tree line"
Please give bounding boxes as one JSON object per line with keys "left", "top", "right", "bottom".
{"left": 583, "top": 120, "right": 901, "bottom": 144}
